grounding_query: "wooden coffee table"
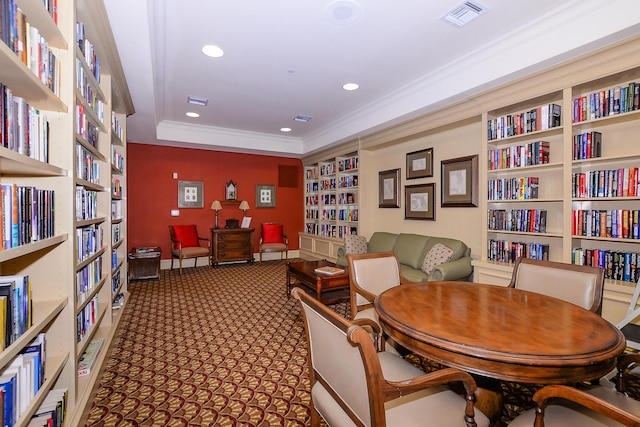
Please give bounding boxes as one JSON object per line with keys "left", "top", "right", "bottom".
{"left": 286, "top": 260, "right": 350, "bottom": 304}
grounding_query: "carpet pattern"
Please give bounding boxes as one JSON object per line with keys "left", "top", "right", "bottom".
{"left": 84, "top": 261, "right": 640, "bottom": 426}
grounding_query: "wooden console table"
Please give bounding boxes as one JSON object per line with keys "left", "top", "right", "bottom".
{"left": 211, "top": 227, "right": 255, "bottom": 266}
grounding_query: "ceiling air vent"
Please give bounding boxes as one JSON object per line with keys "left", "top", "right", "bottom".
{"left": 293, "top": 115, "right": 312, "bottom": 123}
{"left": 187, "top": 96, "right": 208, "bottom": 106}
{"left": 441, "top": 1, "right": 487, "bottom": 27}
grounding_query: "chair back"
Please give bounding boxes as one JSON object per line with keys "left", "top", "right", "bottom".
{"left": 169, "top": 224, "right": 201, "bottom": 250}
{"left": 293, "top": 288, "right": 383, "bottom": 427}
{"left": 509, "top": 257, "right": 605, "bottom": 314}
{"left": 347, "top": 252, "right": 402, "bottom": 317}
{"left": 260, "top": 222, "right": 285, "bottom": 243}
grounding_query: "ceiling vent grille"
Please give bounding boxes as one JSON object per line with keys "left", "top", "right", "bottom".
{"left": 187, "top": 96, "right": 208, "bottom": 106}
{"left": 293, "top": 115, "right": 312, "bottom": 123}
{"left": 442, "top": 1, "right": 487, "bottom": 27}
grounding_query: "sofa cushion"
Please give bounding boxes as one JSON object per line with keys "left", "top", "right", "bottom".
{"left": 399, "top": 265, "right": 429, "bottom": 282}
{"left": 344, "top": 235, "right": 367, "bottom": 255}
{"left": 422, "top": 243, "right": 455, "bottom": 275}
{"left": 367, "top": 232, "right": 398, "bottom": 253}
{"left": 420, "top": 237, "right": 469, "bottom": 263}
{"left": 393, "top": 234, "right": 431, "bottom": 269}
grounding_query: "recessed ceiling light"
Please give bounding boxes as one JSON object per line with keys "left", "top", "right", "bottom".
{"left": 202, "top": 44, "right": 224, "bottom": 58}
{"left": 323, "top": 0, "right": 362, "bottom": 26}
{"left": 186, "top": 112, "right": 200, "bottom": 118}
{"left": 280, "top": 127, "right": 292, "bottom": 132}
{"left": 343, "top": 83, "right": 359, "bottom": 91}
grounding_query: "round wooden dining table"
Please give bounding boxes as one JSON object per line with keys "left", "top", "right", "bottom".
{"left": 374, "top": 281, "right": 626, "bottom": 384}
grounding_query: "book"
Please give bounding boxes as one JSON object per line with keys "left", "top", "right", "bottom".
{"left": 77, "top": 338, "right": 104, "bottom": 376}
{"left": 314, "top": 266, "right": 345, "bottom": 276}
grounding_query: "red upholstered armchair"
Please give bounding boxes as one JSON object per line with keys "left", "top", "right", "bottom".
{"left": 258, "top": 222, "right": 288, "bottom": 264}
{"left": 169, "top": 225, "right": 211, "bottom": 274}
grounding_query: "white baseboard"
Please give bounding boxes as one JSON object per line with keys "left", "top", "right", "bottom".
{"left": 160, "top": 250, "right": 300, "bottom": 270}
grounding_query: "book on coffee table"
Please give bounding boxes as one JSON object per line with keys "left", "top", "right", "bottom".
{"left": 314, "top": 266, "right": 345, "bottom": 276}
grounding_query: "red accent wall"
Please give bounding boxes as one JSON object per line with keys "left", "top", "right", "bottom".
{"left": 126, "top": 143, "right": 304, "bottom": 259}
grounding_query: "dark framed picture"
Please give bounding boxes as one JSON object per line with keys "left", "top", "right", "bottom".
{"left": 256, "top": 184, "right": 276, "bottom": 208}
{"left": 405, "top": 183, "right": 435, "bottom": 220}
{"left": 378, "top": 168, "right": 400, "bottom": 208}
{"left": 178, "top": 181, "right": 204, "bottom": 208}
{"left": 406, "top": 148, "right": 433, "bottom": 179}
{"left": 441, "top": 155, "right": 478, "bottom": 207}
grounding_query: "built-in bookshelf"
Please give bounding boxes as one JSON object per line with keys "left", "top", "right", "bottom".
{"left": 300, "top": 151, "right": 359, "bottom": 261}
{"left": 474, "top": 65, "right": 640, "bottom": 291}
{"left": 0, "top": 0, "right": 132, "bottom": 424}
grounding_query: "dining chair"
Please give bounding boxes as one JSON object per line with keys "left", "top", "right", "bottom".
{"left": 508, "top": 257, "right": 605, "bottom": 314}
{"left": 347, "top": 252, "right": 408, "bottom": 354}
{"left": 291, "top": 287, "right": 489, "bottom": 427}
{"left": 509, "top": 353, "right": 640, "bottom": 426}
{"left": 169, "top": 225, "right": 211, "bottom": 274}
{"left": 258, "top": 222, "right": 288, "bottom": 264}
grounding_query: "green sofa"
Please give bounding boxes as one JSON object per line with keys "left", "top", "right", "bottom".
{"left": 336, "top": 232, "right": 473, "bottom": 282}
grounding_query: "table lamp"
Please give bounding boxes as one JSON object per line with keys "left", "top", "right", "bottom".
{"left": 210, "top": 200, "right": 223, "bottom": 228}
{"left": 239, "top": 200, "right": 250, "bottom": 217}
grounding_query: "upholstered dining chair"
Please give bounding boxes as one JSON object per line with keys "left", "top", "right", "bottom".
{"left": 347, "top": 252, "right": 408, "bottom": 354}
{"left": 291, "top": 287, "right": 489, "bottom": 427}
{"left": 169, "top": 224, "right": 211, "bottom": 274}
{"left": 509, "top": 353, "right": 640, "bottom": 426}
{"left": 508, "top": 257, "right": 605, "bottom": 314}
{"left": 258, "top": 222, "right": 288, "bottom": 264}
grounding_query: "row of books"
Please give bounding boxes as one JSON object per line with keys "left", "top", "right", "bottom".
{"left": 319, "top": 162, "right": 336, "bottom": 176}
{"left": 0, "top": 1, "right": 60, "bottom": 95}
{"left": 40, "top": 0, "right": 58, "bottom": 24}
{"left": 338, "top": 207, "right": 358, "bottom": 222}
{"left": 487, "top": 177, "right": 539, "bottom": 200}
{"left": 112, "top": 269, "right": 121, "bottom": 294}
{"left": 75, "top": 143, "right": 100, "bottom": 184}
{"left": 1, "top": 84, "right": 50, "bottom": 163}
{"left": 305, "top": 167, "right": 319, "bottom": 180}
{"left": 338, "top": 156, "right": 358, "bottom": 172}
{"left": 75, "top": 187, "right": 97, "bottom": 221}
{"left": 487, "top": 140, "right": 550, "bottom": 170}
{"left": 337, "top": 175, "right": 358, "bottom": 189}
{"left": 487, "top": 209, "right": 547, "bottom": 233}
{"left": 572, "top": 248, "right": 640, "bottom": 283}
{"left": 337, "top": 192, "right": 356, "bottom": 204}
{"left": 305, "top": 222, "right": 318, "bottom": 234}
{"left": 487, "top": 240, "right": 550, "bottom": 263}
{"left": 28, "top": 388, "right": 67, "bottom": 427}
{"left": 572, "top": 209, "right": 640, "bottom": 240}
{"left": 319, "top": 224, "right": 337, "bottom": 238}
{"left": 112, "top": 177, "right": 122, "bottom": 198}
{"left": 337, "top": 225, "right": 358, "bottom": 238}
{"left": 112, "top": 223, "right": 121, "bottom": 245}
{"left": 112, "top": 147, "right": 125, "bottom": 172}
{"left": 75, "top": 104, "right": 100, "bottom": 148}
{"left": 573, "top": 131, "right": 602, "bottom": 160}
{"left": 572, "top": 82, "right": 640, "bottom": 123}
{"left": 1, "top": 185, "right": 55, "bottom": 250}
{"left": 76, "top": 256, "right": 102, "bottom": 301}
{"left": 111, "top": 111, "right": 125, "bottom": 142}
{"left": 320, "top": 208, "right": 336, "bottom": 221}
{"left": 0, "top": 333, "right": 45, "bottom": 426}
{"left": 306, "top": 182, "right": 319, "bottom": 193}
{"left": 320, "top": 178, "right": 336, "bottom": 190}
{"left": 0, "top": 275, "right": 31, "bottom": 351}
{"left": 572, "top": 167, "right": 639, "bottom": 198}
{"left": 304, "top": 209, "right": 318, "bottom": 220}
{"left": 320, "top": 194, "right": 336, "bottom": 204}
{"left": 76, "top": 295, "right": 98, "bottom": 343}
{"left": 75, "top": 58, "right": 104, "bottom": 112}
{"left": 111, "top": 200, "right": 122, "bottom": 220}
{"left": 76, "top": 21, "right": 100, "bottom": 83}
{"left": 487, "top": 103, "right": 561, "bottom": 141}
{"left": 75, "top": 223, "right": 103, "bottom": 263}
{"left": 77, "top": 338, "right": 104, "bottom": 377}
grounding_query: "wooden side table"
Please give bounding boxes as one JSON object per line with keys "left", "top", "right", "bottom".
{"left": 211, "top": 227, "right": 255, "bottom": 266}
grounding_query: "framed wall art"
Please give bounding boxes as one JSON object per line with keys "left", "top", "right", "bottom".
{"left": 406, "top": 148, "right": 433, "bottom": 179}
{"left": 378, "top": 168, "right": 400, "bottom": 208}
{"left": 256, "top": 184, "right": 276, "bottom": 208}
{"left": 404, "top": 183, "right": 435, "bottom": 220}
{"left": 225, "top": 180, "right": 237, "bottom": 200}
{"left": 441, "top": 155, "right": 478, "bottom": 207}
{"left": 178, "top": 181, "right": 204, "bottom": 208}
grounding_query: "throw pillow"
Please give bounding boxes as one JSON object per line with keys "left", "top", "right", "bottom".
{"left": 344, "top": 235, "right": 367, "bottom": 255}
{"left": 172, "top": 225, "right": 200, "bottom": 249}
{"left": 422, "top": 243, "right": 455, "bottom": 275}
{"left": 262, "top": 223, "right": 284, "bottom": 243}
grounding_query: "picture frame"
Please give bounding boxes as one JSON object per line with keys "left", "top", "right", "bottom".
{"left": 441, "top": 154, "right": 479, "bottom": 207}
{"left": 241, "top": 216, "right": 252, "bottom": 228}
{"left": 404, "top": 183, "right": 435, "bottom": 220}
{"left": 378, "top": 168, "right": 401, "bottom": 208}
{"left": 177, "top": 181, "right": 204, "bottom": 208}
{"left": 406, "top": 148, "right": 433, "bottom": 179}
{"left": 225, "top": 180, "right": 237, "bottom": 200}
{"left": 256, "top": 184, "right": 276, "bottom": 208}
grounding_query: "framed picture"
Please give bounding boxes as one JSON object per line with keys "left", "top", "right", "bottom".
{"left": 406, "top": 148, "right": 433, "bottom": 179}
{"left": 256, "top": 184, "right": 276, "bottom": 208}
{"left": 405, "top": 183, "right": 435, "bottom": 220}
{"left": 378, "top": 168, "right": 400, "bottom": 208}
{"left": 241, "top": 217, "right": 252, "bottom": 228}
{"left": 178, "top": 181, "right": 204, "bottom": 208}
{"left": 225, "top": 180, "right": 237, "bottom": 200}
{"left": 441, "top": 155, "right": 479, "bottom": 207}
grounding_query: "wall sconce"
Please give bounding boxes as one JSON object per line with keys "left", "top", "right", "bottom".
{"left": 238, "top": 200, "right": 250, "bottom": 217}
{"left": 210, "top": 200, "right": 223, "bottom": 228}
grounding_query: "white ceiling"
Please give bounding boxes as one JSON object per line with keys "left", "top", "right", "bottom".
{"left": 103, "top": 0, "right": 640, "bottom": 157}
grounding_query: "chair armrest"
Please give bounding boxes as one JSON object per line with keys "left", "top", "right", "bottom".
{"left": 616, "top": 353, "right": 640, "bottom": 392}
{"left": 428, "top": 256, "right": 473, "bottom": 281}
{"left": 171, "top": 238, "right": 182, "bottom": 250}
{"left": 198, "top": 236, "right": 211, "bottom": 247}
{"left": 532, "top": 385, "right": 640, "bottom": 426}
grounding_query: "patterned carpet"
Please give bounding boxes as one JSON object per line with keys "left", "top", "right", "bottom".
{"left": 83, "top": 260, "right": 639, "bottom": 426}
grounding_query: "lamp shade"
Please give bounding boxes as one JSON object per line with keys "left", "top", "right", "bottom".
{"left": 210, "top": 200, "right": 223, "bottom": 211}
{"left": 238, "top": 200, "right": 250, "bottom": 211}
